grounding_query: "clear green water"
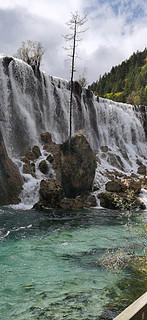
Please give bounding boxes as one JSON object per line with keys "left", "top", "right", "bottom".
{"left": 0, "top": 207, "right": 146, "bottom": 320}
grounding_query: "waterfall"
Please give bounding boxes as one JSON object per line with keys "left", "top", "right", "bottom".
{"left": 0, "top": 54, "right": 146, "bottom": 157}
{"left": 0, "top": 54, "right": 70, "bottom": 157}
{"left": 0, "top": 54, "right": 147, "bottom": 208}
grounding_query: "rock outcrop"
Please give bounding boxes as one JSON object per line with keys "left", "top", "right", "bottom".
{"left": 60, "top": 134, "right": 97, "bottom": 198}
{"left": 0, "top": 130, "right": 23, "bottom": 205}
{"left": 98, "top": 177, "right": 146, "bottom": 210}
{"left": 38, "top": 179, "right": 64, "bottom": 208}
{"left": 21, "top": 146, "right": 42, "bottom": 177}
{"left": 34, "top": 133, "right": 97, "bottom": 210}
{"left": 60, "top": 193, "right": 96, "bottom": 210}
{"left": 21, "top": 132, "right": 146, "bottom": 211}
{"left": 98, "top": 193, "right": 117, "bottom": 210}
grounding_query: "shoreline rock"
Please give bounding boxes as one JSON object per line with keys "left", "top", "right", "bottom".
{"left": 98, "top": 176, "right": 146, "bottom": 210}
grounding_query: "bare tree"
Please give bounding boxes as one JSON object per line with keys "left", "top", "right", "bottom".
{"left": 63, "top": 12, "right": 88, "bottom": 138}
{"left": 15, "top": 40, "right": 45, "bottom": 70}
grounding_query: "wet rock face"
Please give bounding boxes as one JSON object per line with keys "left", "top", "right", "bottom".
{"left": 137, "top": 165, "right": 146, "bottom": 175}
{"left": 21, "top": 145, "right": 41, "bottom": 161}
{"left": 60, "top": 134, "right": 97, "bottom": 198}
{"left": 0, "top": 130, "right": 23, "bottom": 205}
{"left": 139, "top": 105, "right": 147, "bottom": 138}
{"left": 32, "top": 146, "right": 42, "bottom": 159}
{"left": 39, "top": 160, "right": 49, "bottom": 174}
{"left": 40, "top": 132, "right": 52, "bottom": 144}
{"left": 21, "top": 145, "right": 42, "bottom": 177}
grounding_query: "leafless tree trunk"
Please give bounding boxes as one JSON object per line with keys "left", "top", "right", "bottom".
{"left": 63, "top": 12, "right": 88, "bottom": 139}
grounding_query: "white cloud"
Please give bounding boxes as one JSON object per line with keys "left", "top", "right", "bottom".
{"left": 0, "top": 0, "right": 147, "bottom": 84}
{"left": 0, "top": 0, "right": 84, "bottom": 22}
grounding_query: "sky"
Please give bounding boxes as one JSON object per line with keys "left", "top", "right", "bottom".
{"left": 0, "top": 0, "right": 147, "bottom": 84}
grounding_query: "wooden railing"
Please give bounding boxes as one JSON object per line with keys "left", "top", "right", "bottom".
{"left": 113, "top": 291, "right": 147, "bottom": 320}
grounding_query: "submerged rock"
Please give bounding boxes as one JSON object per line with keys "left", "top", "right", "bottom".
{"left": 0, "top": 130, "right": 23, "bottom": 205}
{"left": 60, "top": 193, "right": 97, "bottom": 210}
{"left": 60, "top": 197, "right": 91, "bottom": 210}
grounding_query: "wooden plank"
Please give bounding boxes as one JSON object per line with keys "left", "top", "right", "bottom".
{"left": 113, "top": 291, "right": 147, "bottom": 320}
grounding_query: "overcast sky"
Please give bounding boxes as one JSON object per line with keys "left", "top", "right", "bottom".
{"left": 0, "top": 0, "right": 147, "bottom": 84}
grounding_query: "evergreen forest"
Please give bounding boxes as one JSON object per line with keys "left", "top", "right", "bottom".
{"left": 88, "top": 48, "right": 147, "bottom": 105}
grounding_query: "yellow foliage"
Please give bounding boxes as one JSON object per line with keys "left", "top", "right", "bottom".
{"left": 114, "top": 92, "right": 123, "bottom": 97}
{"left": 141, "top": 63, "right": 147, "bottom": 71}
{"left": 134, "top": 95, "right": 141, "bottom": 105}
{"left": 104, "top": 93, "right": 113, "bottom": 99}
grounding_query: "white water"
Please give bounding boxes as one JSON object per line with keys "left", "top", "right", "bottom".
{"left": 140, "top": 189, "right": 147, "bottom": 209}
{"left": 0, "top": 54, "right": 147, "bottom": 208}
{"left": 11, "top": 149, "right": 56, "bottom": 210}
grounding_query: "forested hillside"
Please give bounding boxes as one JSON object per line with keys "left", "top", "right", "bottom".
{"left": 88, "top": 48, "right": 147, "bottom": 105}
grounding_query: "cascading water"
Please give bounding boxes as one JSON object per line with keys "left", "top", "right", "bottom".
{"left": 11, "top": 148, "right": 56, "bottom": 210}
{"left": 0, "top": 54, "right": 147, "bottom": 207}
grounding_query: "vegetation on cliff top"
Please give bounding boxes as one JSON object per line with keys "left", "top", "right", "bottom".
{"left": 88, "top": 48, "right": 147, "bottom": 105}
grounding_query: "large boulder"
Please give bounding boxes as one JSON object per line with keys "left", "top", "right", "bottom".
{"left": 106, "top": 178, "right": 141, "bottom": 195}
{"left": 38, "top": 179, "right": 64, "bottom": 208}
{"left": 121, "top": 178, "right": 141, "bottom": 194}
{"left": 137, "top": 165, "right": 146, "bottom": 175}
{"left": 106, "top": 179, "right": 127, "bottom": 193}
{"left": 98, "top": 191, "right": 145, "bottom": 210}
{"left": 39, "top": 160, "right": 49, "bottom": 174}
{"left": 0, "top": 130, "right": 23, "bottom": 205}
{"left": 99, "top": 175, "right": 144, "bottom": 210}
{"left": 34, "top": 133, "right": 97, "bottom": 210}
{"left": 60, "top": 134, "right": 97, "bottom": 198}
{"left": 98, "top": 193, "right": 117, "bottom": 210}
